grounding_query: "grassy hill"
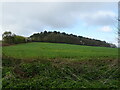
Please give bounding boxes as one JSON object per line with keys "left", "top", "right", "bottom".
{"left": 2, "top": 42, "right": 119, "bottom": 88}
{"left": 3, "top": 42, "right": 118, "bottom": 60}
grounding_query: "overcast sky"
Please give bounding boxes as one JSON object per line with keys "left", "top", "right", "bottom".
{"left": 0, "top": 2, "right": 118, "bottom": 45}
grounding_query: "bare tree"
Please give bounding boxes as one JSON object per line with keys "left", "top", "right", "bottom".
{"left": 118, "top": 2, "right": 120, "bottom": 47}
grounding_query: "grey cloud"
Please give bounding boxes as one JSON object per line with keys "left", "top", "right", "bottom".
{"left": 1, "top": 2, "right": 117, "bottom": 37}
{"left": 79, "top": 11, "right": 117, "bottom": 26}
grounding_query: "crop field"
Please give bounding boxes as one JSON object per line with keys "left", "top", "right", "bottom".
{"left": 2, "top": 42, "right": 118, "bottom": 60}
{"left": 2, "top": 42, "right": 119, "bottom": 88}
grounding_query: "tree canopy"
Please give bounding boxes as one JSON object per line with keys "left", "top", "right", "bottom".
{"left": 30, "top": 31, "right": 116, "bottom": 48}
{"left": 2, "top": 31, "right": 26, "bottom": 44}
{"left": 2, "top": 31, "right": 116, "bottom": 48}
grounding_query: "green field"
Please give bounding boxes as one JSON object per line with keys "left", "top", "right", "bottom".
{"left": 2, "top": 42, "right": 119, "bottom": 88}
{"left": 2, "top": 42, "right": 118, "bottom": 60}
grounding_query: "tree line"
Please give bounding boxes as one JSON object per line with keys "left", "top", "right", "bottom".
{"left": 2, "top": 31, "right": 26, "bottom": 45}
{"left": 30, "top": 31, "right": 116, "bottom": 48}
{"left": 2, "top": 31, "right": 117, "bottom": 48}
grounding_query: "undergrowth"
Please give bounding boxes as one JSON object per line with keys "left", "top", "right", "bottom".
{"left": 2, "top": 55, "right": 120, "bottom": 89}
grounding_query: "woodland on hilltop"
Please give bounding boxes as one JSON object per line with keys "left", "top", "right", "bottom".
{"left": 2, "top": 31, "right": 117, "bottom": 48}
